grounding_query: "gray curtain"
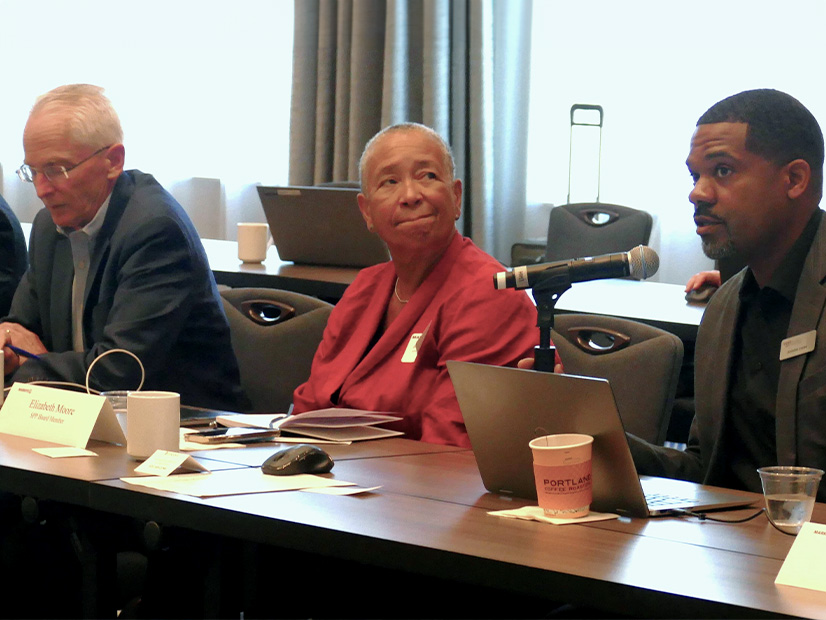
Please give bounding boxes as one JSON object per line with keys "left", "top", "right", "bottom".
{"left": 289, "top": 0, "right": 532, "bottom": 264}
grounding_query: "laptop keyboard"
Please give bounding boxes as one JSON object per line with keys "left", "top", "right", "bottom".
{"left": 645, "top": 492, "right": 695, "bottom": 508}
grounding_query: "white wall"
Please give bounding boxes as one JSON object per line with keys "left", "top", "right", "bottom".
{"left": 527, "top": 0, "right": 826, "bottom": 284}
{"left": 0, "top": 0, "right": 294, "bottom": 238}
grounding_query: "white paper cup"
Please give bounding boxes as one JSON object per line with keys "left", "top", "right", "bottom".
{"left": 530, "top": 433, "right": 594, "bottom": 518}
{"left": 127, "top": 391, "right": 180, "bottom": 460}
{"left": 237, "top": 222, "right": 271, "bottom": 263}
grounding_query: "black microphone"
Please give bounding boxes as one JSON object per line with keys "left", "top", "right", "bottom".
{"left": 493, "top": 245, "right": 659, "bottom": 290}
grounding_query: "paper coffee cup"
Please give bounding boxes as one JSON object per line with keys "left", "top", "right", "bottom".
{"left": 237, "top": 222, "right": 270, "bottom": 263}
{"left": 530, "top": 433, "right": 594, "bottom": 518}
{"left": 127, "top": 391, "right": 180, "bottom": 460}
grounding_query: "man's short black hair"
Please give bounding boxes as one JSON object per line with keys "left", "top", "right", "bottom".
{"left": 698, "top": 89, "right": 824, "bottom": 195}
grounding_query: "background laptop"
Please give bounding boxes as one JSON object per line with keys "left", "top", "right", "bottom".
{"left": 447, "top": 361, "right": 755, "bottom": 518}
{"left": 257, "top": 185, "right": 390, "bottom": 267}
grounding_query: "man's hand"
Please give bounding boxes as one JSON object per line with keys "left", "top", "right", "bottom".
{"left": 1, "top": 323, "right": 47, "bottom": 375}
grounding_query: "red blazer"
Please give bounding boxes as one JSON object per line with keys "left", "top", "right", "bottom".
{"left": 293, "top": 232, "right": 538, "bottom": 447}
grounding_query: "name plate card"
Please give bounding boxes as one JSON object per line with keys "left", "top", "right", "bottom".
{"left": 775, "top": 521, "right": 826, "bottom": 591}
{"left": 134, "top": 450, "right": 209, "bottom": 477}
{"left": 0, "top": 383, "right": 126, "bottom": 448}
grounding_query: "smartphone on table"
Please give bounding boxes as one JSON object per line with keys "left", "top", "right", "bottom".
{"left": 186, "top": 427, "right": 280, "bottom": 444}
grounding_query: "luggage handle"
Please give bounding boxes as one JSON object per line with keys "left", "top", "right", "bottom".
{"left": 570, "top": 104, "right": 604, "bottom": 127}
{"left": 568, "top": 104, "right": 604, "bottom": 203}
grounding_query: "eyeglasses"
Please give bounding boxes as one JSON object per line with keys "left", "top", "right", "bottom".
{"left": 17, "top": 145, "right": 112, "bottom": 184}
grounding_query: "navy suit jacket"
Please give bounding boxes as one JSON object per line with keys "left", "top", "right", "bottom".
{"left": 0, "top": 193, "right": 27, "bottom": 316}
{"left": 5, "top": 170, "right": 249, "bottom": 411}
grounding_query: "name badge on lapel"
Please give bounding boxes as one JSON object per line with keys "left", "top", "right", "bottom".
{"left": 780, "top": 330, "right": 817, "bottom": 361}
{"left": 401, "top": 322, "right": 431, "bottom": 363}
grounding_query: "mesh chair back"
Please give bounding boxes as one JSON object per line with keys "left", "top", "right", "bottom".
{"left": 551, "top": 313, "right": 682, "bottom": 445}
{"left": 221, "top": 288, "right": 332, "bottom": 413}
{"left": 545, "top": 203, "right": 653, "bottom": 262}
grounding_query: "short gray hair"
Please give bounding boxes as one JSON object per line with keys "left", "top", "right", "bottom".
{"left": 29, "top": 84, "right": 123, "bottom": 148}
{"left": 358, "top": 123, "right": 456, "bottom": 193}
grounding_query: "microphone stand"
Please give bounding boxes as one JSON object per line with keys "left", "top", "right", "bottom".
{"left": 530, "top": 265, "right": 572, "bottom": 373}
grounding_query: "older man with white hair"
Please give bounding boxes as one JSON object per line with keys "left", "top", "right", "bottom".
{"left": 1, "top": 83, "right": 247, "bottom": 411}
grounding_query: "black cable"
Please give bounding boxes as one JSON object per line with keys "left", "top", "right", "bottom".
{"left": 675, "top": 507, "right": 767, "bottom": 523}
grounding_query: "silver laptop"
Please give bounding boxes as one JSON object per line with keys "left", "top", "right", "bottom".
{"left": 257, "top": 185, "right": 390, "bottom": 267}
{"left": 447, "top": 361, "right": 755, "bottom": 518}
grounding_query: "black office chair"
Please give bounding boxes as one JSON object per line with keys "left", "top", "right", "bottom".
{"left": 110, "top": 288, "right": 335, "bottom": 617}
{"left": 510, "top": 238, "right": 546, "bottom": 267}
{"left": 220, "top": 287, "right": 333, "bottom": 413}
{"left": 544, "top": 202, "right": 653, "bottom": 263}
{"left": 551, "top": 313, "right": 683, "bottom": 445}
{"left": 0, "top": 194, "right": 27, "bottom": 316}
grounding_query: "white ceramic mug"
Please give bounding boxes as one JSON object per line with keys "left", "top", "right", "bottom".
{"left": 126, "top": 391, "right": 180, "bottom": 459}
{"left": 237, "top": 222, "right": 271, "bottom": 263}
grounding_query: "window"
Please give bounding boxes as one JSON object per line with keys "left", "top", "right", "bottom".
{"left": 527, "top": 0, "right": 826, "bottom": 283}
{"left": 0, "top": 0, "right": 294, "bottom": 235}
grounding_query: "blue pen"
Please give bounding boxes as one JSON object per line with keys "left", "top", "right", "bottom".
{"left": 6, "top": 344, "right": 41, "bottom": 360}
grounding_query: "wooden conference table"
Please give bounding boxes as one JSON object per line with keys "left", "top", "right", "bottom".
{"left": 1, "top": 430, "right": 824, "bottom": 618}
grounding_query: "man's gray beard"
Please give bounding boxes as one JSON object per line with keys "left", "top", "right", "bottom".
{"left": 701, "top": 237, "right": 737, "bottom": 260}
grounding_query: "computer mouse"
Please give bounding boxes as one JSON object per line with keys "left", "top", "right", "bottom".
{"left": 685, "top": 283, "right": 717, "bottom": 304}
{"left": 261, "top": 444, "right": 334, "bottom": 476}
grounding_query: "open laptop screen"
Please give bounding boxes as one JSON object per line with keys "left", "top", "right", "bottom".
{"left": 257, "top": 185, "right": 390, "bottom": 268}
{"left": 448, "top": 361, "right": 755, "bottom": 518}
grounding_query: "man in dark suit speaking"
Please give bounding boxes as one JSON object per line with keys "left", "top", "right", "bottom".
{"left": 1, "top": 83, "right": 248, "bottom": 411}
{"left": 629, "top": 89, "right": 826, "bottom": 501}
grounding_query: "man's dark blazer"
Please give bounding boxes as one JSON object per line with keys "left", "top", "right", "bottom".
{"left": 5, "top": 170, "right": 249, "bottom": 411}
{"left": 629, "top": 211, "right": 826, "bottom": 501}
{"left": 0, "top": 194, "right": 27, "bottom": 316}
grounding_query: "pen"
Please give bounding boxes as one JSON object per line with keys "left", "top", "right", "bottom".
{"left": 5, "top": 344, "right": 41, "bottom": 360}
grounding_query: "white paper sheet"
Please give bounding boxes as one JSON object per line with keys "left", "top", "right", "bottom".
{"left": 120, "top": 467, "right": 354, "bottom": 498}
{"left": 775, "top": 521, "right": 826, "bottom": 591}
